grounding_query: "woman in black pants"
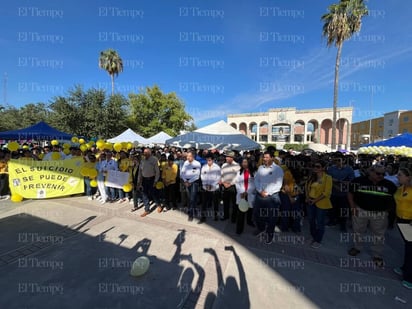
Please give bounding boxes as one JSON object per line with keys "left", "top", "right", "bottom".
{"left": 235, "top": 158, "right": 256, "bottom": 234}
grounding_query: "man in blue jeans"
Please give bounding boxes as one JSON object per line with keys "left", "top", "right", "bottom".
{"left": 253, "top": 151, "right": 284, "bottom": 244}
{"left": 180, "top": 150, "right": 201, "bottom": 221}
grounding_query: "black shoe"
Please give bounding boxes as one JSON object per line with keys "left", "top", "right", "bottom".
{"left": 348, "top": 247, "right": 360, "bottom": 256}
{"left": 373, "top": 256, "right": 384, "bottom": 268}
{"left": 188, "top": 216, "right": 193, "bottom": 222}
{"left": 198, "top": 217, "right": 206, "bottom": 224}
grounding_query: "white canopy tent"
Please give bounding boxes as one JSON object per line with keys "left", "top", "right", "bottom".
{"left": 147, "top": 131, "right": 173, "bottom": 145}
{"left": 107, "top": 128, "right": 148, "bottom": 144}
{"left": 165, "top": 120, "right": 261, "bottom": 151}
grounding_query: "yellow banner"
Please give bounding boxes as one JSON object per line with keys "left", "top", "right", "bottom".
{"left": 8, "top": 159, "right": 84, "bottom": 199}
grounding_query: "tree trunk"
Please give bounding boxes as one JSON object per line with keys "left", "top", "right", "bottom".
{"left": 331, "top": 42, "right": 342, "bottom": 151}
{"left": 111, "top": 74, "right": 115, "bottom": 96}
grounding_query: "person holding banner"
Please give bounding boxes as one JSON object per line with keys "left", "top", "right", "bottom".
{"left": 96, "top": 152, "right": 108, "bottom": 204}
{"left": 83, "top": 154, "right": 97, "bottom": 200}
{"left": 0, "top": 150, "right": 10, "bottom": 200}
{"left": 102, "top": 151, "right": 119, "bottom": 202}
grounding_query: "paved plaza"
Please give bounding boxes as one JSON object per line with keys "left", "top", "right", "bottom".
{"left": 0, "top": 197, "right": 411, "bottom": 309}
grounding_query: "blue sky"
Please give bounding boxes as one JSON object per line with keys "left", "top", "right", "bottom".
{"left": 1, "top": 0, "right": 411, "bottom": 128}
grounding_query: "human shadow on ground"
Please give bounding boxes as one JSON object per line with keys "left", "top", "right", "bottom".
{"left": 204, "top": 246, "right": 250, "bottom": 309}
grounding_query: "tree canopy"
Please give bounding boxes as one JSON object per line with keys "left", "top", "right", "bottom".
{"left": 0, "top": 85, "right": 193, "bottom": 140}
{"left": 128, "top": 85, "right": 193, "bottom": 137}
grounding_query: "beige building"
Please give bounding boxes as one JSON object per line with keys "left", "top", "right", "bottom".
{"left": 351, "top": 110, "right": 411, "bottom": 148}
{"left": 228, "top": 107, "right": 353, "bottom": 150}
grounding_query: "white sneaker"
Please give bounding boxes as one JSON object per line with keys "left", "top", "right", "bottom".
{"left": 274, "top": 226, "right": 281, "bottom": 233}
{"left": 88, "top": 197, "right": 93, "bottom": 201}
{"left": 129, "top": 199, "right": 134, "bottom": 204}
{"left": 3, "top": 195, "right": 10, "bottom": 200}
{"left": 100, "top": 200, "right": 106, "bottom": 205}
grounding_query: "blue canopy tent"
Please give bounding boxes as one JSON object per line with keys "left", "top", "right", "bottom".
{"left": 0, "top": 121, "right": 72, "bottom": 141}
{"left": 362, "top": 133, "right": 412, "bottom": 147}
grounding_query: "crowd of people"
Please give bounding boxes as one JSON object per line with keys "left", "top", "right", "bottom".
{"left": 0, "top": 142, "right": 412, "bottom": 289}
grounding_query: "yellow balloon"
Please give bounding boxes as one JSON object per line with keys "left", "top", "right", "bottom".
{"left": 238, "top": 199, "right": 249, "bottom": 212}
{"left": 22, "top": 145, "right": 29, "bottom": 150}
{"left": 79, "top": 138, "right": 85, "bottom": 144}
{"left": 130, "top": 256, "right": 150, "bottom": 277}
{"left": 80, "top": 144, "right": 88, "bottom": 152}
{"left": 80, "top": 167, "right": 90, "bottom": 177}
{"left": 8, "top": 141, "right": 19, "bottom": 152}
{"left": 51, "top": 140, "right": 59, "bottom": 146}
{"left": 88, "top": 169, "right": 98, "bottom": 179}
{"left": 114, "top": 143, "right": 122, "bottom": 152}
{"left": 11, "top": 194, "right": 24, "bottom": 202}
{"left": 105, "top": 143, "right": 113, "bottom": 151}
{"left": 96, "top": 139, "right": 105, "bottom": 147}
{"left": 155, "top": 181, "right": 164, "bottom": 190}
{"left": 38, "top": 153, "right": 44, "bottom": 160}
{"left": 121, "top": 142, "right": 128, "bottom": 149}
{"left": 63, "top": 143, "right": 71, "bottom": 149}
{"left": 87, "top": 141, "right": 95, "bottom": 148}
{"left": 123, "top": 183, "right": 133, "bottom": 192}
{"left": 127, "top": 142, "right": 133, "bottom": 150}
{"left": 90, "top": 180, "right": 98, "bottom": 187}
{"left": 51, "top": 152, "right": 61, "bottom": 160}
{"left": 71, "top": 137, "right": 79, "bottom": 143}
{"left": 63, "top": 149, "right": 70, "bottom": 155}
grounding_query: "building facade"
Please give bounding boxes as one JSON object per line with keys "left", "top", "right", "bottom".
{"left": 351, "top": 110, "right": 411, "bottom": 148}
{"left": 227, "top": 107, "right": 353, "bottom": 150}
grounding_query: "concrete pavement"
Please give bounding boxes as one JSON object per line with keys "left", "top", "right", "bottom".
{"left": 0, "top": 196, "right": 411, "bottom": 309}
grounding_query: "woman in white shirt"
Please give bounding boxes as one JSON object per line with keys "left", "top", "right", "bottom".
{"left": 234, "top": 158, "right": 256, "bottom": 234}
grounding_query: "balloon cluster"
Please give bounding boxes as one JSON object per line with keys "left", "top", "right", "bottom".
{"left": 358, "top": 146, "right": 412, "bottom": 157}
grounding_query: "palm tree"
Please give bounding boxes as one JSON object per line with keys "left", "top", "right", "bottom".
{"left": 322, "top": 0, "right": 368, "bottom": 150}
{"left": 98, "top": 49, "right": 124, "bottom": 96}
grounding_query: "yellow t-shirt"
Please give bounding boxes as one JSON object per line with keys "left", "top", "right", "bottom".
{"left": 305, "top": 173, "right": 333, "bottom": 209}
{"left": 162, "top": 163, "right": 178, "bottom": 185}
{"left": 119, "top": 158, "right": 132, "bottom": 172}
{"left": 395, "top": 185, "right": 412, "bottom": 220}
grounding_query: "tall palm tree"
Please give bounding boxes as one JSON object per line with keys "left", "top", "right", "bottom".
{"left": 322, "top": 0, "right": 368, "bottom": 150}
{"left": 98, "top": 49, "right": 124, "bottom": 96}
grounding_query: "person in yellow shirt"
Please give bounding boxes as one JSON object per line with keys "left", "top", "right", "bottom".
{"left": 0, "top": 150, "right": 11, "bottom": 200}
{"left": 305, "top": 160, "right": 333, "bottom": 249}
{"left": 279, "top": 163, "right": 302, "bottom": 233}
{"left": 393, "top": 167, "right": 412, "bottom": 289}
{"left": 394, "top": 168, "right": 412, "bottom": 222}
{"left": 82, "top": 154, "right": 97, "bottom": 200}
{"left": 117, "top": 151, "right": 132, "bottom": 203}
{"left": 162, "top": 155, "right": 178, "bottom": 211}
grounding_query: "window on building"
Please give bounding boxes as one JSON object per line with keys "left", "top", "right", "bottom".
{"left": 404, "top": 116, "right": 409, "bottom": 123}
{"left": 389, "top": 119, "right": 394, "bottom": 126}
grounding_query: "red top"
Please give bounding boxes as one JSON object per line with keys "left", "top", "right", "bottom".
{"left": 244, "top": 169, "right": 249, "bottom": 191}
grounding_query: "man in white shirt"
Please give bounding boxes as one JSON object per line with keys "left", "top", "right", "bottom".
{"left": 220, "top": 151, "right": 240, "bottom": 222}
{"left": 101, "top": 151, "right": 118, "bottom": 202}
{"left": 253, "top": 151, "right": 284, "bottom": 244}
{"left": 200, "top": 153, "right": 221, "bottom": 223}
{"left": 180, "top": 150, "right": 201, "bottom": 221}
